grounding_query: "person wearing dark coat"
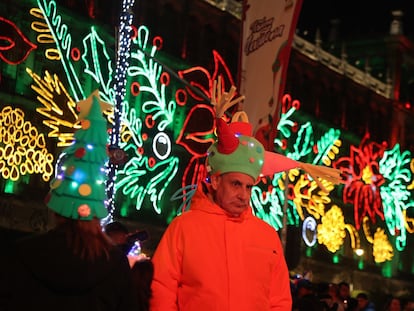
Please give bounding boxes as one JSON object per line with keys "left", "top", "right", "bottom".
{"left": 1, "top": 216, "right": 135, "bottom": 311}
{"left": 0, "top": 94, "right": 136, "bottom": 311}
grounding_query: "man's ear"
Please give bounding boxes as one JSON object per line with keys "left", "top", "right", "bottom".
{"left": 210, "top": 174, "right": 220, "bottom": 190}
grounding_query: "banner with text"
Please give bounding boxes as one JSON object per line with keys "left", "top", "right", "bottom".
{"left": 239, "top": 0, "right": 303, "bottom": 150}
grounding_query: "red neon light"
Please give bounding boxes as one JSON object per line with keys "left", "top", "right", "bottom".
{"left": 148, "top": 157, "right": 156, "bottom": 168}
{"left": 178, "top": 50, "right": 236, "bottom": 102}
{"left": 131, "top": 25, "right": 138, "bottom": 40}
{"left": 160, "top": 72, "right": 170, "bottom": 86}
{"left": 176, "top": 104, "right": 215, "bottom": 156}
{"left": 175, "top": 89, "right": 187, "bottom": 106}
{"left": 176, "top": 50, "right": 238, "bottom": 211}
{"left": 145, "top": 115, "right": 155, "bottom": 128}
{"left": 153, "top": 36, "right": 163, "bottom": 50}
{"left": 281, "top": 93, "right": 301, "bottom": 114}
{"left": 131, "top": 81, "right": 140, "bottom": 96}
{"left": 333, "top": 133, "right": 385, "bottom": 229}
{"left": 0, "top": 17, "right": 37, "bottom": 64}
{"left": 71, "top": 47, "right": 81, "bottom": 61}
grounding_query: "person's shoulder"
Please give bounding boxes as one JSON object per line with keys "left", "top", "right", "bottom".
{"left": 250, "top": 215, "right": 279, "bottom": 234}
{"left": 168, "top": 209, "right": 196, "bottom": 224}
{"left": 106, "top": 247, "right": 133, "bottom": 275}
{"left": 13, "top": 231, "right": 54, "bottom": 254}
{"left": 109, "top": 244, "right": 130, "bottom": 261}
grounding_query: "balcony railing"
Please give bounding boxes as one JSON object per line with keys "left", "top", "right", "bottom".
{"left": 203, "top": 0, "right": 392, "bottom": 99}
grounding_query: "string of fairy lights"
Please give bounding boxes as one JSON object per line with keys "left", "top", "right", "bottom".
{"left": 106, "top": 0, "right": 136, "bottom": 223}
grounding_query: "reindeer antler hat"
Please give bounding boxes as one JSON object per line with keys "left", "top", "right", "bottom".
{"left": 206, "top": 78, "right": 343, "bottom": 191}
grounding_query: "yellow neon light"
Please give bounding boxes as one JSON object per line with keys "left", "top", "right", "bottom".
{"left": 322, "top": 139, "right": 342, "bottom": 166}
{"left": 30, "top": 7, "right": 61, "bottom": 60}
{"left": 0, "top": 106, "right": 54, "bottom": 182}
{"left": 403, "top": 210, "right": 414, "bottom": 234}
{"left": 317, "top": 205, "right": 346, "bottom": 252}
{"left": 362, "top": 216, "right": 374, "bottom": 244}
{"left": 362, "top": 165, "right": 373, "bottom": 185}
{"left": 372, "top": 228, "right": 394, "bottom": 263}
{"left": 344, "top": 223, "right": 360, "bottom": 250}
{"left": 26, "top": 68, "right": 79, "bottom": 147}
{"left": 407, "top": 159, "right": 414, "bottom": 190}
{"left": 288, "top": 171, "right": 333, "bottom": 220}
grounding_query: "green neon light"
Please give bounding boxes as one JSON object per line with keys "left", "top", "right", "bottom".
{"left": 251, "top": 183, "right": 285, "bottom": 230}
{"left": 358, "top": 258, "right": 364, "bottom": 270}
{"left": 4, "top": 180, "right": 15, "bottom": 194}
{"left": 37, "top": 0, "right": 85, "bottom": 101}
{"left": 81, "top": 26, "right": 113, "bottom": 95}
{"left": 379, "top": 144, "right": 413, "bottom": 251}
{"left": 115, "top": 156, "right": 179, "bottom": 214}
{"left": 381, "top": 261, "right": 393, "bottom": 278}
{"left": 129, "top": 25, "right": 176, "bottom": 131}
{"left": 13, "top": 0, "right": 414, "bottom": 269}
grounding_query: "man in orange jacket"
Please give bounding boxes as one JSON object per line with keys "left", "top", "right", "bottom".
{"left": 150, "top": 82, "right": 294, "bottom": 310}
{"left": 150, "top": 80, "right": 342, "bottom": 311}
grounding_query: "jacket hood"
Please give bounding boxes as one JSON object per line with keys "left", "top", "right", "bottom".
{"left": 13, "top": 229, "right": 126, "bottom": 294}
{"left": 189, "top": 182, "right": 253, "bottom": 221}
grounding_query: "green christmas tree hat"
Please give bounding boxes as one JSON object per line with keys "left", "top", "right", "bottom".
{"left": 45, "top": 92, "right": 110, "bottom": 220}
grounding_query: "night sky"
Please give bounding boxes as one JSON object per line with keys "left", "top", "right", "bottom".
{"left": 296, "top": 0, "right": 414, "bottom": 42}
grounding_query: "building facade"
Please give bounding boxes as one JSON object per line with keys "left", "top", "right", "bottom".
{"left": 1, "top": 0, "right": 413, "bottom": 305}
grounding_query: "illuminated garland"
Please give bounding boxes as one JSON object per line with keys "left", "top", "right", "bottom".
{"left": 251, "top": 179, "right": 286, "bottom": 230}
{"left": 1, "top": 0, "right": 414, "bottom": 269}
{"left": 105, "top": 0, "right": 136, "bottom": 222}
{"left": 363, "top": 216, "right": 394, "bottom": 263}
{"left": 35, "top": 0, "right": 114, "bottom": 103}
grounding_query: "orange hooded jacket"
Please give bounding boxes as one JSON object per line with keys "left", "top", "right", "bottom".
{"left": 150, "top": 182, "right": 292, "bottom": 311}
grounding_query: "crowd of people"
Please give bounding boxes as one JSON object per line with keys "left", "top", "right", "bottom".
{"left": 291, "top": 277, "right": 413, "bottom": 311}
{"left": 0, "top": 86, "right": 412, "bottom": 311}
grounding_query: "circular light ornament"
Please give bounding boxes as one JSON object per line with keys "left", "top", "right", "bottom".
{"left": 302, "top": 216, "right": 317, "bottom": 247}
{"left": 152, "top": 132, "right": 171, "bottom": 160}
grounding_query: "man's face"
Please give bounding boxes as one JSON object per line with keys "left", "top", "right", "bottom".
{"left": 357, "top": 297, "right": 368, "bottom": 309}
{"left": 339, "top": 284, "right": 350, "bottom": 298}
{"left": 211, "top": 172, "right": 255, "bottom": 217}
